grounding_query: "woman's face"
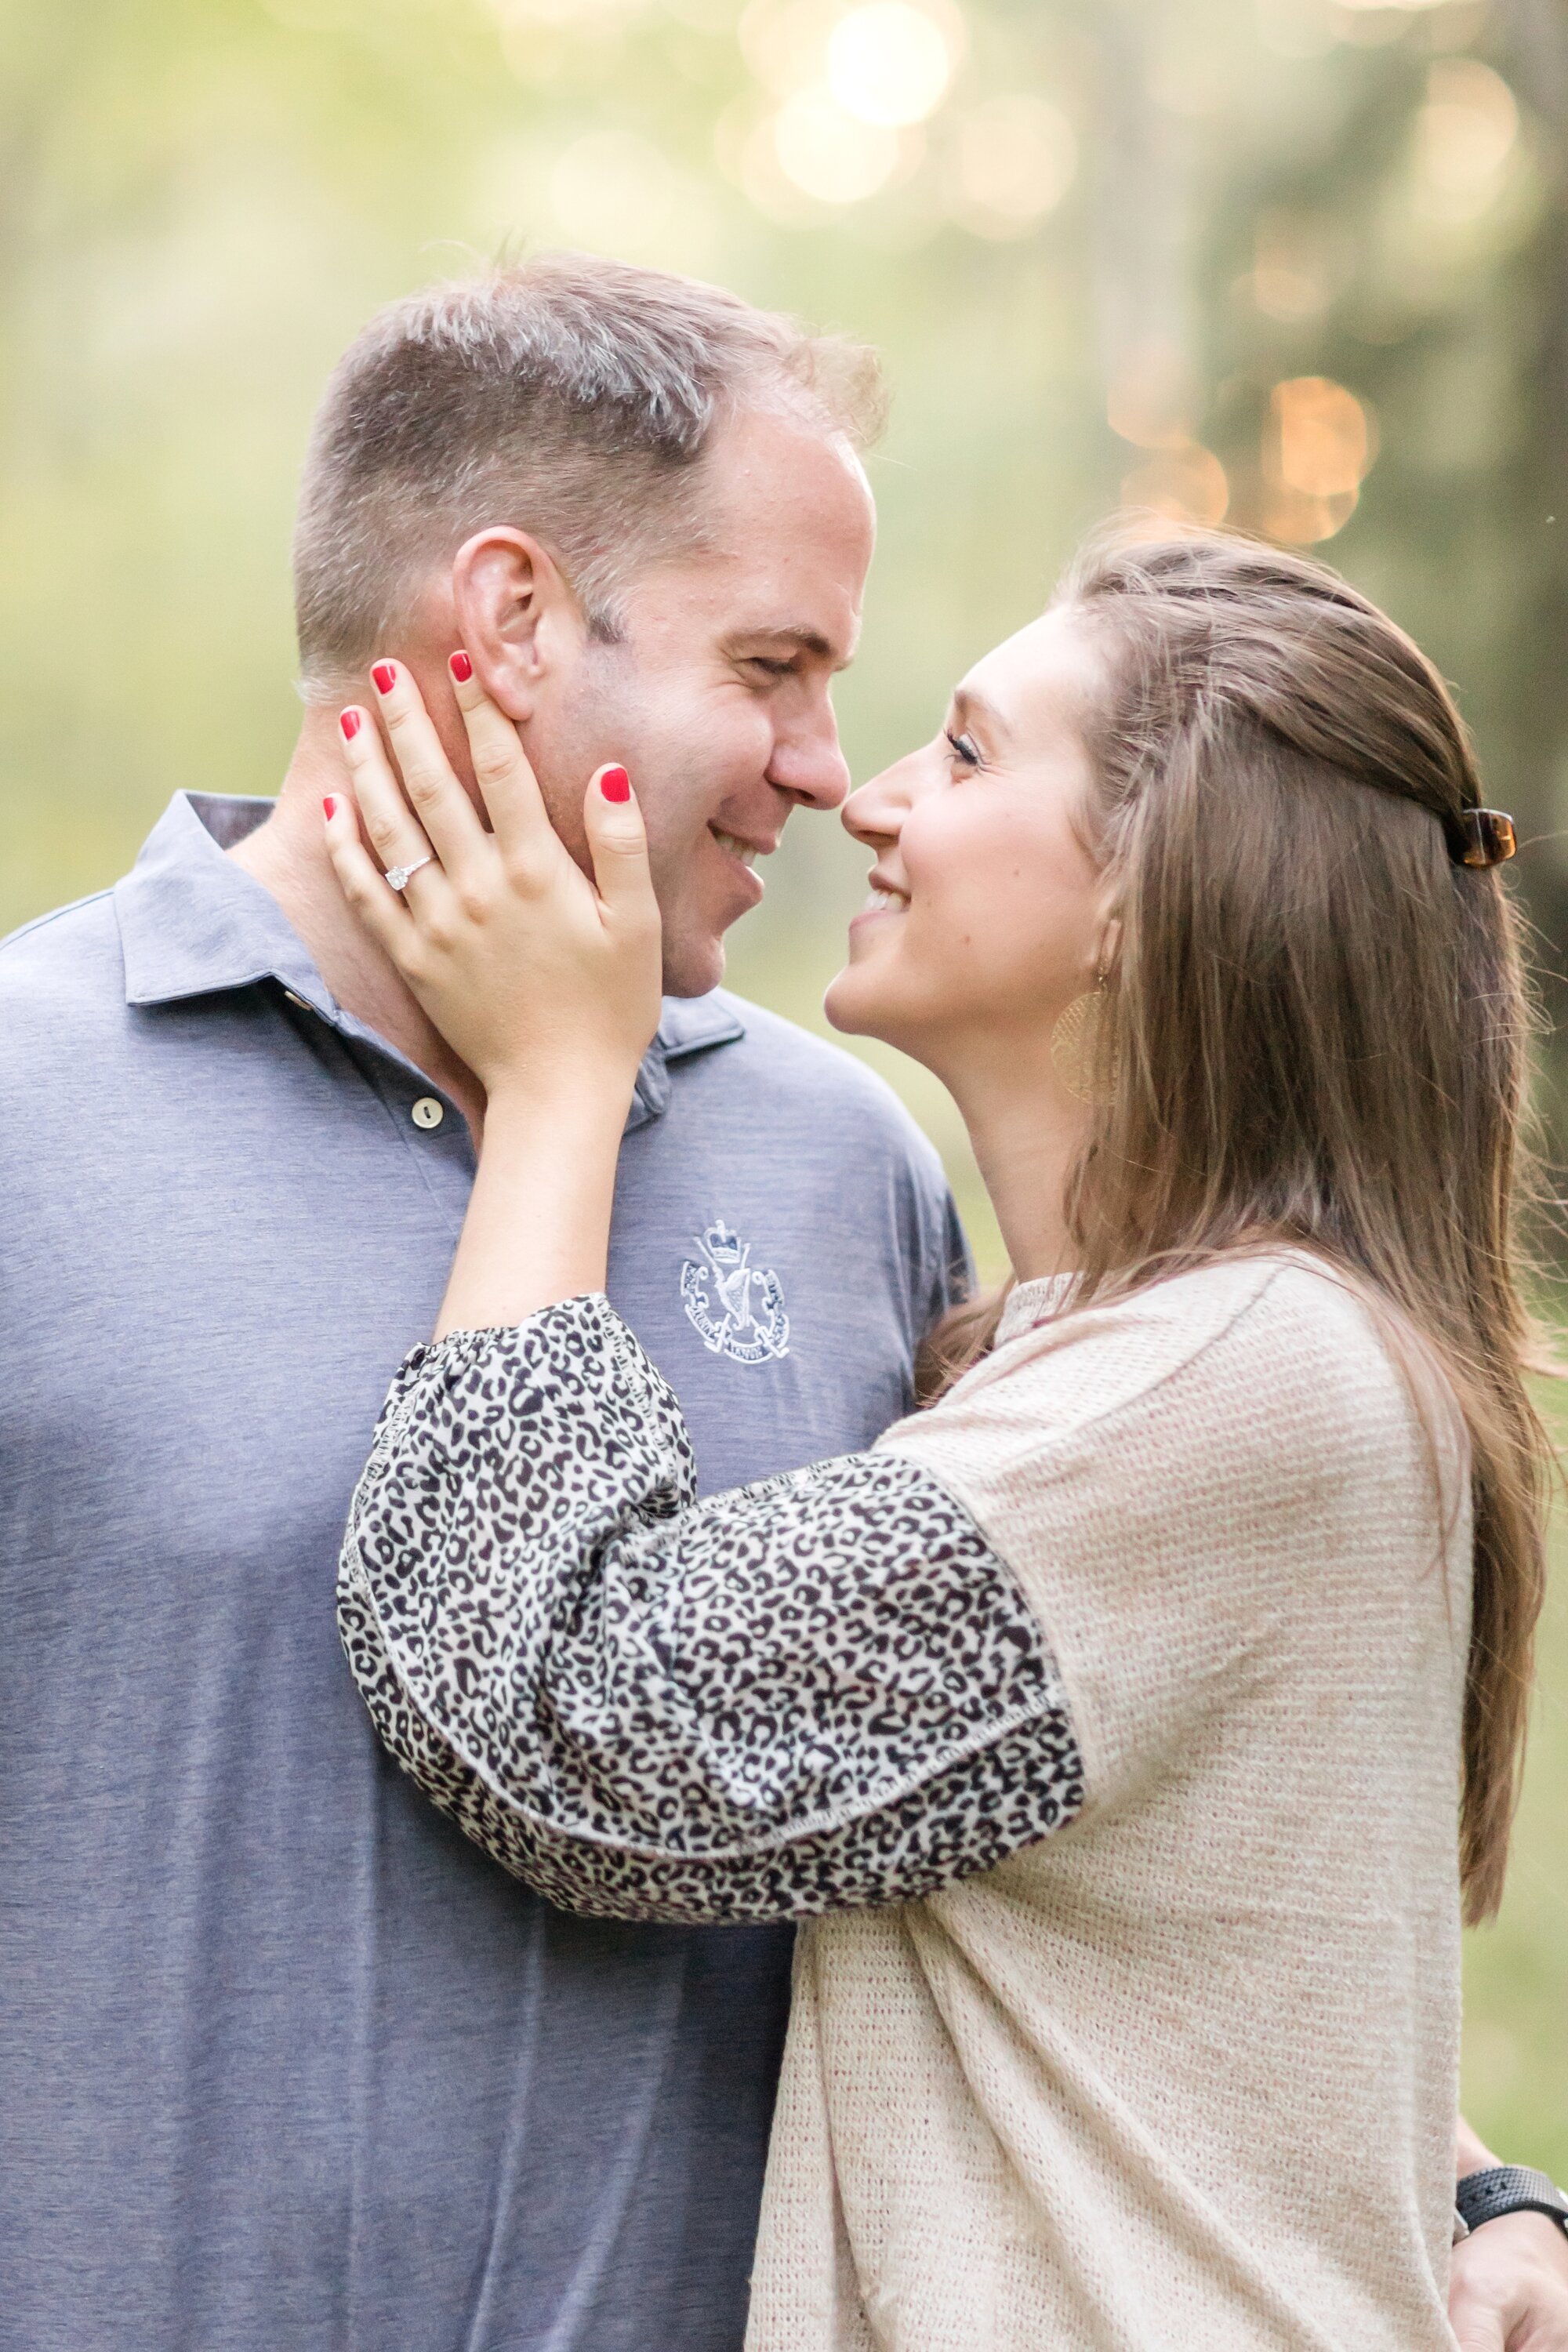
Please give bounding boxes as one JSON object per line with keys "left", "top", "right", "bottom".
{"left": 825, "top": 606, "right": 1113, "bottom": 1073}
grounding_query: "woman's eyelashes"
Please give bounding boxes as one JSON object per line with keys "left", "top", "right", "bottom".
{"left": 945, "top": 728, "right": 982, "bottom": 771}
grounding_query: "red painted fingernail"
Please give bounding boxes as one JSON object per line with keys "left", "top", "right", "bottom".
{"left": 372, "top": 662, "right": 397, "bottom": 696}
{"left": 600, "top": 765, "right": 631, "bottom": 803}
{"left": 339, "top": 709, "right": 361, "bottom": 741}
{"left": 449, "top": 649, "right": 473, "bottom": 684}
{"left": 323, "top": 795, "right": 339, "bottom": 819}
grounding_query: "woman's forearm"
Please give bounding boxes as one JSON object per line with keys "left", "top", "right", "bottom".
{"left": 434, "top": 1080, "right": 632, "bottom": 1339}
{"left": 339, "top": 1298, "right": 1084, "bottom": 1926}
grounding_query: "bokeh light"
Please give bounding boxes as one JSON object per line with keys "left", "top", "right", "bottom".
{"left": 1262, "top": 376, "right": 1377, "bottom": 543}
{"left": 1245, "top": 211, "right": 1338, "bottom": 323}
{"left": 826, "top": 0, "right": 962, "bottom": 129}
{"left": 1272, "top": 377, "right": 1375, "bottom": 497}
{"left": 948, "top": 94, "right": 1077, "bottom": 237}
{"left": 739, "top": 0, "right": 845, "bottom": 99}
{"left": 772, "top": 85, "right": 905, "bottom": 203}
{"left": 1412, "top": 60, "right": 1520, "bottom": 222}
{"left": 1121, "top": 445, "right": 1230, "bottom": 526}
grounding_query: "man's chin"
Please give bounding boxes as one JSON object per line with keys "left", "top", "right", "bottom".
{"left": 660, "top": 931, "right": 728, "bottom": 1000}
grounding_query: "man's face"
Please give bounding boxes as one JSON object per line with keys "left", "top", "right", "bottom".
{"left": 527, "top": 410, "right": 876, "bottom": 996}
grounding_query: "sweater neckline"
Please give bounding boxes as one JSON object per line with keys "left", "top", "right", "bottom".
{"left": 995, "top": 1273, "right": 1080, "bottom": 1345}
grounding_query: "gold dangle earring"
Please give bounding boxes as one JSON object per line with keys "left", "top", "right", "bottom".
{"left": 1050, "top": 962, "right": 1118, "bottom": 1108}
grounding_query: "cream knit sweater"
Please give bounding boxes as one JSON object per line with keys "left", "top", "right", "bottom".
{"left": 746, "top": 1252, "right": 1469, "bottom": 2351}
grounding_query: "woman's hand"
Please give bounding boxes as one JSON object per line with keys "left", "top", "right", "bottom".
{"left": 323, "top": 653, "right": 662, "bottom": 1109}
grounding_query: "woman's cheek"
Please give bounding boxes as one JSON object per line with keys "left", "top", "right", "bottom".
{"left": 916, "top": 884, "right": 1009, "bottom": 1013}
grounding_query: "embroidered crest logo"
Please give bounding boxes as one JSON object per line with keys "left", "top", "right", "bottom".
{"left": 681, "top": 1218, "right": 790, "bottom": 1365}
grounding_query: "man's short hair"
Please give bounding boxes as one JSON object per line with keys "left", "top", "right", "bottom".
{"left": 292, "top": 252, "right": 884, "bottom": 700}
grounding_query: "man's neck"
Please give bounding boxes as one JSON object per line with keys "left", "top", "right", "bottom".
{"left": 229, "top": 717, "right": 487, "bottom": 1138}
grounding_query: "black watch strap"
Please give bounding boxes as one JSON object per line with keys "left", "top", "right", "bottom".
{"left": 1457, "top": 2165, "right": 1568, "bottom": 2239}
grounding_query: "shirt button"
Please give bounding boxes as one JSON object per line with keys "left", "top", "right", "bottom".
{"left": 283, "top": 991, "right": 310, "bottom": 1011}
{"left": 411, "top": 1096, "right": 445, "bottom": 1131}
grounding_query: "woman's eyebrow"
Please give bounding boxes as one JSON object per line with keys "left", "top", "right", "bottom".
{"left": 951, "top": 684, "right": 1008, "bottom": 740}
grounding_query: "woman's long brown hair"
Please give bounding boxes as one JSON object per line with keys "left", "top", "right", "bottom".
{"left": 925, "top": 528, "right": 1553, "bottom": 1926}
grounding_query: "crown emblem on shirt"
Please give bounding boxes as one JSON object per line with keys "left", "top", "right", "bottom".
{"left": 680, "top": 1215, "right": 790, "bottom": 1367}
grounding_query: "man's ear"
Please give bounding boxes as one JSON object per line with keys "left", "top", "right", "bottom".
{"left": 450, "top": 528, "right": 583, "bottom": 722}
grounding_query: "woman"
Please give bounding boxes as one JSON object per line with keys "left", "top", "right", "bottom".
{"left": 325, "top": 531, "right": 1547, "bottom": 2350}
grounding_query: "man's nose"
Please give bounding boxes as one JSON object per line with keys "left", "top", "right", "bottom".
{"left": 768, "top": 696, "right": 851, "bottom": 813}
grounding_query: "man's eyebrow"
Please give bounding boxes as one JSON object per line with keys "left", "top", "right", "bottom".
{"left": 720, "top": 624, "right": 852, "bottom": 671}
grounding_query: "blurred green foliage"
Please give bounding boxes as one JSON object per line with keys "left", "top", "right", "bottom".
{"left": 2, "top": 0, "right": 1564, "bottom": 2173}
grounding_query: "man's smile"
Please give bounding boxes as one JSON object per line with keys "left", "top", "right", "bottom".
{"left": 709, "top": 825, "right": 776, "bottom": 873}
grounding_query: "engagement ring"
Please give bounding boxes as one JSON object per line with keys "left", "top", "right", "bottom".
{"left": 385, "top": 855, "right": 434, "bottom": 893}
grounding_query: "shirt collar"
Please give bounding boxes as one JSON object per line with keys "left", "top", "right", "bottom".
{"left": 114, "top": 792, "right": 332, "bottom": 1013}
{"left": 630, "top": 989, "right": 746, "bottom": 1123}
{"left": 112, "top": 791, "right": 746, "bottom": 1116}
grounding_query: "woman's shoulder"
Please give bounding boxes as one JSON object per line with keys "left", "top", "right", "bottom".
{"left": 882, "top": 1249, "right": 1425, "bottom": 1480}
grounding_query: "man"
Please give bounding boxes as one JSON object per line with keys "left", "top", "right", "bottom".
{"left": 0, "top": 256, "right": 960, "bottom": 2352}
{"left": 1, "top": 254, "right": 1563, "bottom": 2352}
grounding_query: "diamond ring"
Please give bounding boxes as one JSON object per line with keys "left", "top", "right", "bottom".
{"left": 384, "top": 855, "right": 434, "bottom": 893}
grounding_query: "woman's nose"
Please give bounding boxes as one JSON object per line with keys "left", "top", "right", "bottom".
{"left": 841, "top": 749, "right": 925, "bottom": 846}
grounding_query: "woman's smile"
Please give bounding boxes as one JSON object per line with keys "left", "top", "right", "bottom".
{"left": 850, "top": 879, "right": 910, "bottom": 929}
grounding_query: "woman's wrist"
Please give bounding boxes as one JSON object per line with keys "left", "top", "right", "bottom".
{"left": 435, "top": 1075, "right": 627, "bottom": 1339}
{"left": 481, "top": 1059, "right": 641, "bottom": 1139}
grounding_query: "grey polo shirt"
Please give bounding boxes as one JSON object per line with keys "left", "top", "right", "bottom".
{"left": 0, "top": 792, "right": 965, "bottom": 2352}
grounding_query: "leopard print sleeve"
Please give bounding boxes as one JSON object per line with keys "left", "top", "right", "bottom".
{"left": 337, "top": 1294, "right": 1084, "bottom": 1925}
